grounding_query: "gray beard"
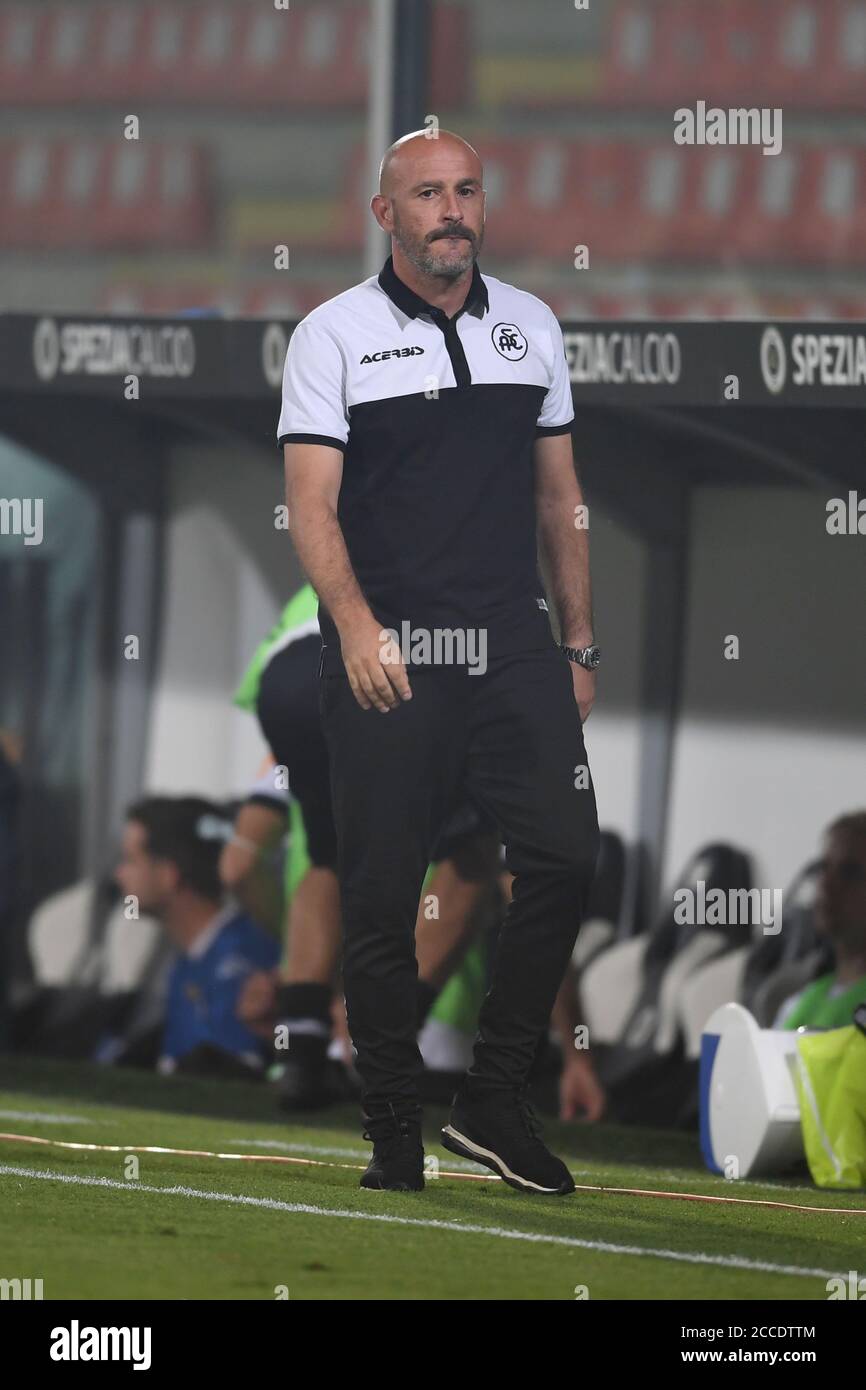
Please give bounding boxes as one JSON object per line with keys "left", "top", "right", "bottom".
{"left": 397, "top": 232, "right": 478, "bottom": 281}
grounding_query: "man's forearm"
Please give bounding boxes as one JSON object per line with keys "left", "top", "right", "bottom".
{"left": 288, "top": 499, "right": 372, "bottom": 634}
{"left": 537, "top": 501, "right": 593, "bottom": 647}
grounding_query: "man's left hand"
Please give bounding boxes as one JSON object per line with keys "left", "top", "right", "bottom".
{"left": 569, "top": 663, "right": 596, "bottom": 722}
{"left": 559, "top": 1054, "right": 606, "bottom": 1123}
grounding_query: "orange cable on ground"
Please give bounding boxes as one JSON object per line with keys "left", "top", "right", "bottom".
{"left": 1, "top": 1130, "right": 865, "bottom": 1212}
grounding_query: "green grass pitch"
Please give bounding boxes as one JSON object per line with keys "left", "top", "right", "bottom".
{"left": 0, "top": 1058, "right": 863, "bottom": 1301}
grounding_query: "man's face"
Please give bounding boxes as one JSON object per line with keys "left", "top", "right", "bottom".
{"left": 387, "top": 140, "right": 485, "bottom": 281}
{"left": 114, "top": 820, "right": 177, "bottom": 917}
{"left": 814, "top": 828, "right": 866, "bottom": 943}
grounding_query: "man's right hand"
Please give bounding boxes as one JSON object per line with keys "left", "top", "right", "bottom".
{"left": 338, "top": 613, "right": 413, "bottom": 712}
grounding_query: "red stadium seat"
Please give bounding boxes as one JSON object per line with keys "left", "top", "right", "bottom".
{"left": 601, "top": 1, "right": 657, "bottom": 103}
{"left": 483, "top": 139, "right": 575, "bottom": 259}
{"left": 0, "top": 6, "right": 47, "bottom": 103}
{"left": 554, "top": 142, "right": 643, "bottom": 262}
{"left": 728, "top": 146, "right": 804, "bottom": 262}
{"left": 0, "top": 137, "right": 211, "bottom": 249}
{"left": 672, "top": 149, "right": 750, "bottom": 263}
{"left": 625, "top": 142, "right": 690, "bottom": 260}
{"left": 785, "top": 146, "right": 866, "bottom": 265}
{"left": 699, "top": 0, "right": 777, "bottom": 106}
{"left": 643, "top": 0, "right": 714, "bottom": 106}
{"left": 760, "top": 0, "right": 826, "bottom": 106}
{"left": 600, "top": 0, "right": 866, "bottom": 110}
{"left": 828, "top": 0, "right": 866, "bottom": 108}
{"left": 602, "top": 0, "right": 716, "bottom": 107}
{"left": 0, "top": 1, "right": 467, "bottom": 108}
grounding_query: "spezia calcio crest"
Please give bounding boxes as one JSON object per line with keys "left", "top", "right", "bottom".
{"left": 759, "top": 326, "right": 786, "bottom": 396}
{"left": 492, "top": 322, "right": 527, "bottom": 360}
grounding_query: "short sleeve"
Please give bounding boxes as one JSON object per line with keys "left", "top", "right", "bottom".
{"left": 277, "top": 316, "right": 350, "bottom": 452}
{"left": 535, "top": 307, "right": 574, "bottom": 437}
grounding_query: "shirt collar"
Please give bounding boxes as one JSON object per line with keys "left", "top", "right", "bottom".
{"left": 377, "top": 253, "right": 489, "bottom": 322}
{"left": 185, "top": 905, "right": 235, "bottom": 960}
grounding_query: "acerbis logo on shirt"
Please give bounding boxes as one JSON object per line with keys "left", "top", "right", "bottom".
{"left": 360, "top": 346, "right": 425, "bottom": 364}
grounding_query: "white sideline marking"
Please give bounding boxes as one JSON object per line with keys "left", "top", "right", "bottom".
{"left": 229, "top": 1137, "right": 489, "bottom": 1173}
{"left": 0, "top": 1109, "right": 93, "bottom": 1126}
{"left": 0, "top": 1163, "right": 840, "bottom": 1281}
{"left": 661, "top": 1170, "right": 822, "bottom": 1196}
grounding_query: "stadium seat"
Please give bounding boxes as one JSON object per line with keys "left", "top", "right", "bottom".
{"left": 679, "top": 946, "right": 751, "bottom": 1060}
{"left": 672, "top": 149, "right": 749, "bottom": 263}
{"left": 477, "top": 140, "right": 554, "bottom": 258}
{"left": 680, "top": 858, "right": 826, "bottom": 1057}
{"left": 101, "top": 901, "right": 162, "bottom": 994}
{"left": 28, "top": 879, "right": 93, "bottom": 987}
{"left": 644, "top": 0, "right": 714, "bottom": 106}
{"left": 600, "top": 1, "right": 655, "bottom": 104}
{"left": 20, "top": 877, "right": 167, "bottom": 1061}
{"left": 601, "top": 0, "right": 860, "bottom": 110}
{"left": 826, "top": 0, "right": 866, "bottom": 109}
{"left": 786, "top": 147, "right": 866, "bottom": 266}
{"left": 584, "top": 843, "right": 753, "bottom": 1119}
{"left": 740, "top": 860, "right": 825, "bottom": 1021}
{"left": 730, "top": 147, "right": 804, "bottom": 263}
{"left": 700, "top": 0, "right": 776, "bottom": 106}
{"left": 558, "top": 141, "right": 644, "bottom": 263}
{"left": 602, "top": 0, "right": 712, "bottom": 107}
{"left": 0, "top": 1, "right": 467, "bottom": 109}
{"left": 653, "top": 929, "right": 731, "bottom": 1055}
{"left": 572, "top": 829, "right": 632, "bottom": 973}
{"left": 0, "top": 137, "right": 211, "bottom": 250}
{"left": 581, "top": 935, "right": 647, "bottom": 1045}
{"left": 0, "top": 2, "right": 365, "bottom": 108}
{"left": 760, "top": 0, "right": 826, "bottom": 106}
{"left": 27, "top": 877, "right": 161, "bottom": 993}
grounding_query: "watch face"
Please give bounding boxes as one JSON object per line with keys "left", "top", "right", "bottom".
{"left": 585, "top": 646, "right": 601, "bottom": 669}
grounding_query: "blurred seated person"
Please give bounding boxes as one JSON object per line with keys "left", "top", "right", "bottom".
{"left": 775, "top": 810, "right": 866, "bottom": 1030}
{"left": 114, "top": 796, "right": 280, "bottom": 1077}
{"left": 218, "top": 761, "right": 288, "bottom": 937}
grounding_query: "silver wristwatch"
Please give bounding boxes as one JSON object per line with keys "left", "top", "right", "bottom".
{"left": 559, "top": 642, "right": 601, "bottom": 670}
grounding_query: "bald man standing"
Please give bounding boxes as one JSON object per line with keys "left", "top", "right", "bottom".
{"left": 279, "top": 131, "right": 600, "bottom": 1194}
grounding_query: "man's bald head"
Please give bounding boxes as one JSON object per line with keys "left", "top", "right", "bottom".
{"left": 378, "top": 129, "right": 482, "bottom": 198}
{"left": 372, "top": 129, "right": 485, "bottom": 283}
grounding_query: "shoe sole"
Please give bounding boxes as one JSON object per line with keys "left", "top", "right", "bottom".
{"left": 359, "top": 1176, "right": 425, "bottom": 1192}
{"left": 441, "top": 1124, "right": 574, "bottom": 1195}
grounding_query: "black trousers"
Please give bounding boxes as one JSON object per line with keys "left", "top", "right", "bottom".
{"left": 257, "top": 633, "right": 512, "bottom": 874}
{"left": 319, "top": 644, "right": 601, "bottom": 1115}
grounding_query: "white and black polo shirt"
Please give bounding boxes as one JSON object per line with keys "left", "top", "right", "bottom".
{"left": 277, "top": 254, "right": 575, "bottom": 676}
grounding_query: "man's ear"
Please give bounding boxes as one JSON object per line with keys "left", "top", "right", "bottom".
{"left": 370, "top": 194, "right": 392, "bottom": 234}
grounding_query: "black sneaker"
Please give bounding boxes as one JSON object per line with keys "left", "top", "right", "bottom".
{"left": 441, "top": 1084, "right": 575, "bottom": 1195}
{"left": 360, "top": 1105, "right": 425, "bottom": 1192}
